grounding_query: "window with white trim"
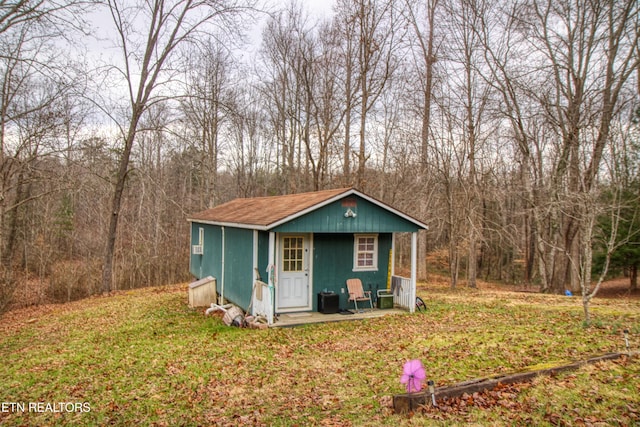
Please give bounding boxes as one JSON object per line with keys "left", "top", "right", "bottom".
{"left": 353, "top": 234, "right": 378, "bottom": 271}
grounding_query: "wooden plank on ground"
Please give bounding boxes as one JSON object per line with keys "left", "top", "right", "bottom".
{"left": 393, "top": 352, "right": 626, "bottom": 414}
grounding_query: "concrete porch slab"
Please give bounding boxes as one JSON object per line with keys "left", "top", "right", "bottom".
{"left": 270, "top": 308, "right": 407, "bottom": 327}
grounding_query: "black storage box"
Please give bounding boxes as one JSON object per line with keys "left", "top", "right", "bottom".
{"left": 318, "top": 292, "right": 339, "bottom": 314}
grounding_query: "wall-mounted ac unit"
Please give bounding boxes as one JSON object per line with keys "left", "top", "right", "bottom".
{"left": 192, "top": 245, "right": 203, "bottom": 255}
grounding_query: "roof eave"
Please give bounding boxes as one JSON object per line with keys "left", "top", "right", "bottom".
{"left": 187, "top": 218, "right": 270, "bottom": 231}
{"left": 352, "top": 190, "right": 429, "bottom": 230}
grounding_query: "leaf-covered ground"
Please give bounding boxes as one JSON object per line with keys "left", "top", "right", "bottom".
{"left": 0, "top": 281, "right": 638, "bottom": 426}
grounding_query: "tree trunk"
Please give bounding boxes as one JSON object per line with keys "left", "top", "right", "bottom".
{"left": 102, "top": 110, "right": 141, "bottom": 294}
{"left": 418, "top": 0, "right": 438, "bottom": 280}
{"left": 467, "top": 224, "right": 477, "bottom": 288}
{"left": 342, "top": 34, "right": 354, "bottom": 186}
{"left": 417, "top": 229, "right": 428, "bottom": 280}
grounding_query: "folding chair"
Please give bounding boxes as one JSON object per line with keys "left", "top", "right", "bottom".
{"left": 346, "top": 278, "right": 374, "bottom": 312}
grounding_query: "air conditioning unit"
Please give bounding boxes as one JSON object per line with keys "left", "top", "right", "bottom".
{"left": 192, "top": 245, "right": 203, "bottom": 255}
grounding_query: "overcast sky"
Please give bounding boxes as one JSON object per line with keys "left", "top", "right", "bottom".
{"left": 301, "top": 0, "right": 335, "bottom": 17}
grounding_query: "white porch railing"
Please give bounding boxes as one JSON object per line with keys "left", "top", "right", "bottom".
{"left": 391, "top": 275, "right": 413, "bottom": 310}
{"left": 251, "top": 281, "right": 274, "bottom": 325}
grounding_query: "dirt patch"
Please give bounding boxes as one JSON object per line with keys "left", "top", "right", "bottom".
{"left": 594, "top": 278, "right": 640, "bottom": 299}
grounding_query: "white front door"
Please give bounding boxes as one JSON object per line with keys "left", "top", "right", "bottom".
{"left": 277, "top": 234, "right": 311, "bottom": 311}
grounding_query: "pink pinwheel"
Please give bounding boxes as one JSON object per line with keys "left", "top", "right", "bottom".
{"left": 400, "top": 359, "right": 426, "bottom": 393}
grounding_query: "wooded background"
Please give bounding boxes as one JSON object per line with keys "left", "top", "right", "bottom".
{"left": 1, "top": 0, "right": 638, "bottom": 312}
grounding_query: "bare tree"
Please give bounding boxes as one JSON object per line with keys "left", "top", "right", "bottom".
{"left": 440, "top": 0, "right": 493, "bottom": 288}
{"left": 0, "top": 0, "right": 89, "bottom": 311}
{"left": 403, "top": 0, "right": 440, "bottom": 280}
{"left": 181, "top": 39, "right": 234, "bottom": 208}
{"left": 355, "top": 0, "right": 397, "bottom": 189}
{"left": 256, "top": 1, "right": 342, "bottom": 193}
{"left": 475, "top": 0, "right": 638, "bottom": 301}
{"left": 404, "top": 0, "right": 439, "bottom": 170}
{"left": 332, "top": 0, "right": 400, "bottom": 189}
{"left": 226, "top": 86, "right": 269, "bottom": 198}
{"left": 518, "top": 0, "right": 639, "bottom": 295}
{"left": 333, "top": 0, "right": 359, "bottom": 185}
{"left": 306, "top": 21, "right": 346, "bottom": 190}
{"left": 99, "top": 0, "right": 254, "bottom": 293}
{"left": 476, "top": 1, "right": 540, "bottom": 286}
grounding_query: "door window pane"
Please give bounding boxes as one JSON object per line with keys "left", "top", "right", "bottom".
{"left": 283, "top": 237, "right": 304, "bottom": 272}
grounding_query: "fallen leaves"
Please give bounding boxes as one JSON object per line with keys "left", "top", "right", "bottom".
{"left": 1, "top": 281, "right": 639, "bottom": 426}
{"left": 418, "top": 382, "right": 532, "bottom": 417}
{"left": 406, "top": 357, "right": 640, "bottom": 425}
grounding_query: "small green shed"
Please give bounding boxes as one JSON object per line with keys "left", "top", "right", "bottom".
{"left": 187, "top": 188, "right": 427, "bottom": 325}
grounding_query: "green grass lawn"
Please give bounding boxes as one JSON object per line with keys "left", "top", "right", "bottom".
{"left": 0, "top": 283, "right": 638, "bottom": 426}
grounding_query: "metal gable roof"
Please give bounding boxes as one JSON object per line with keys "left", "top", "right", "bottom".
{"left": 187, "top": 188, "right": 428, "bottom": 231}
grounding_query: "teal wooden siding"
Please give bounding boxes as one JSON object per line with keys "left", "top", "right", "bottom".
{"left": 222, "top": 227, "right": 254, "bottom": 309}
{"left": 189, "top": 223, "right": 254, "bottom": 310}
{"left": 312, "top": 233, "right": 392, "bottom": 310}
{"left": 189, "top": 223, "right": 221, "bottom": 279}
{"left": 273, "top": 195, "right": 419, "bottom": 233}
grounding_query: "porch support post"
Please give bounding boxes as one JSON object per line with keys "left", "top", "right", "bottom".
{"left": 410, "top": 231, "right": 417, "bottom": 313}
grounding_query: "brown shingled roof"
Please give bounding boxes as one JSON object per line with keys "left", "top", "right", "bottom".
{"left": 188, "top": 188, "right": 352, "bottom": 228}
